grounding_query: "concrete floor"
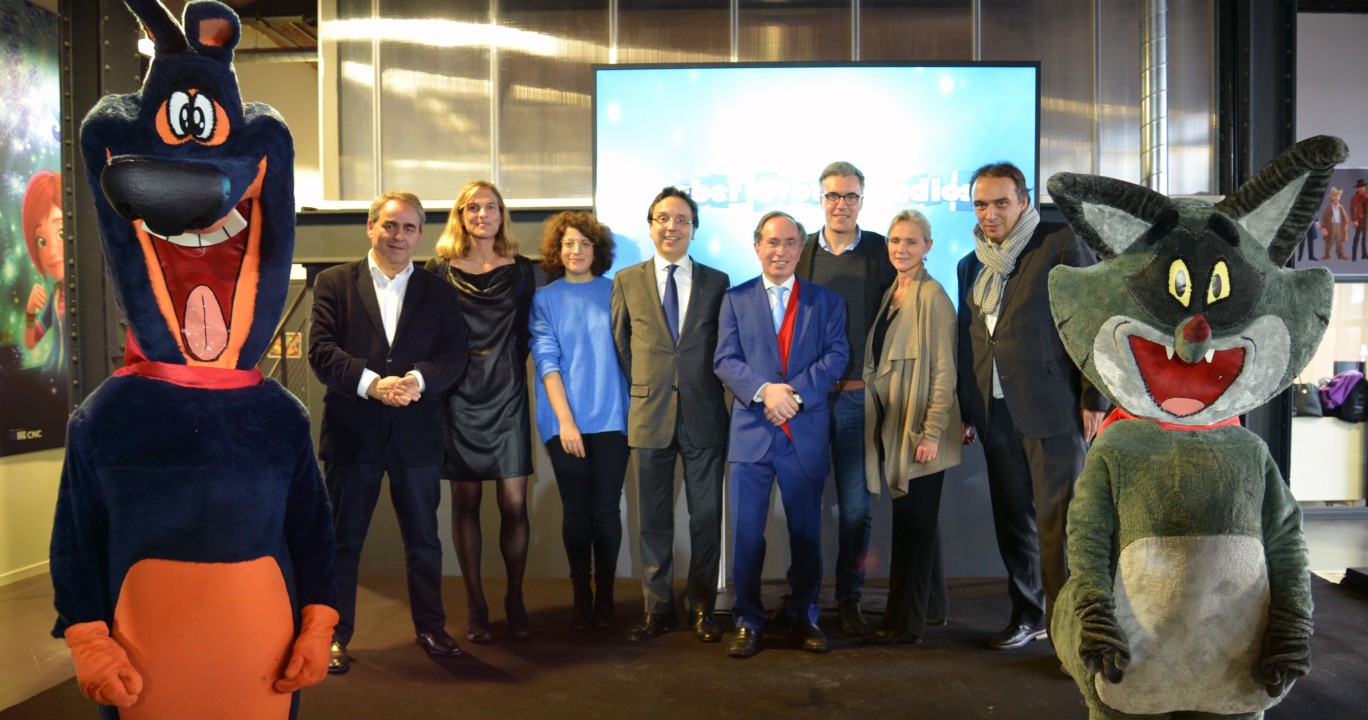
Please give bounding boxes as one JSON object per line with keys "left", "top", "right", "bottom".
{"left": 3, "top": 513, "right": 1365, "bottom": 712}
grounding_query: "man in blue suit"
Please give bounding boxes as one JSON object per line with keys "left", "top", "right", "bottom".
{"left": 713, "top": 211, "right": 849, "bottom": 659}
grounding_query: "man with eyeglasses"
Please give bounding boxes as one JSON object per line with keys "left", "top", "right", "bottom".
{"left": 611, "top": 187, "right": 731, "bottom": 644}
{"left": 714, "top": 211, "right": 849, "bottom": 658}
{"left": 955, "top": 162, "right": 1107, "bottom": 651}
{"left": 793, "top": 161, "right": 896, "bottom": 635}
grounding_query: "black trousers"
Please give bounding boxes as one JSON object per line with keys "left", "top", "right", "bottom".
{"left": 982, "top": 398, "right": 1086, "bottom": 629}
{"left": 881, "top": 471, "right": 948, "bottom": 636}
{"left": 547, "top": 431, "right": 631, "bottom": 587}
{"left": 633, "top": 408, "right": 725, "bottom": 614}
{"left": 325, "top": 443, "right": 445, "bottom": 645}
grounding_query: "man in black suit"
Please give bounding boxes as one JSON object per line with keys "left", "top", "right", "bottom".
{"left": 308, "top": 191, "right": 468, "bottom": 673}
{"left": 955, "top": 163, "right": 1108, "bottom": 651}
{"left": 793, "top": 161, "right": 896, "bottom": 635}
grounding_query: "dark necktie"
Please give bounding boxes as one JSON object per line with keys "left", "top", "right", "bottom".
{"left": 663, "top": 264, "right": 680, "bottom": 344}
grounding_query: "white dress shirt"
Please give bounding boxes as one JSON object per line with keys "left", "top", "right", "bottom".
{"left": 356, "top": 251, "right": 424, "bottom": 398}
{"left": 653, "top": 253, "right": 694, "bottom": 338}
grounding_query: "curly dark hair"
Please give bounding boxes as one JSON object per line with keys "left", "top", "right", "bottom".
{"left": 539, "top": 211, "right": 616, "bottom": 279}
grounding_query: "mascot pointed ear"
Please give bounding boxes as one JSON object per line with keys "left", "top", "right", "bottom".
{"left": 125, "top": 0, "right": 187, "bottom": 55}
{"left": 182, "top": 1, "right": 241, "bottom": 62}
{"left": 1048, "top": 172, "right": 1177, "bottom": 260}
{"left": 1215, "top": 135, "right": 1348, "bottom": 266}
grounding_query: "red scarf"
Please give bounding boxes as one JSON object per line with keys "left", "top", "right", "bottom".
{"left": 113, "top": 331, "right": 263, "bottom": 389}
{"left": 775, "top": 279, "right": 801, "bottom": 440}
{"left": 1096, "top": 406, "right": 1241, "bottom": 438}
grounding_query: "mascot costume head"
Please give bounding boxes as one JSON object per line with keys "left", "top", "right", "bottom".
{"left": 1046, "top": 135, "right": 1346, "bottom": 719}
{"left": 50, "top": 2, "right": 337, "bottom": 718}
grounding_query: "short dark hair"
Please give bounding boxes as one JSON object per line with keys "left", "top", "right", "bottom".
{"left": 969, "top": 162, "right": 1030, "bottom": 204}
{"left": 647, "top": 186, "right": 700, "bottom": 229}
{"left": 753, "top": 210, "right": 806, "bottom": 244}
{"left": 539, "top": 211, "right": 616, "bottom": 279}
{"left": 819, "top": 161, "right": 865, "bottom": 189}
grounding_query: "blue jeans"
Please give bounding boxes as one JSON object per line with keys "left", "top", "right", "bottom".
{"left": 829, "top": 388, "right": 870, "bottom": 603}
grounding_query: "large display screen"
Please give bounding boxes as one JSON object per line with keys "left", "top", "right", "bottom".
{"left": 593, "top": 63, "right": 1040, "bottom": 302}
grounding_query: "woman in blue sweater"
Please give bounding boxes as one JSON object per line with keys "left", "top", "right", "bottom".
{"left": 530, "top": 211, "right": 631, "bottom": 629}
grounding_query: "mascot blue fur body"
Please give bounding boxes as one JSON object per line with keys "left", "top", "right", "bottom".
{"left": 48, "top": 2, "right": 337, "bottom": 718}
{"left": 1046, "top": 136, "right": 1345, "bottom": 719}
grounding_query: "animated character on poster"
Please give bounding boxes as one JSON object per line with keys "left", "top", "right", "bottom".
{"left": 1044, "top": 135, "right": 1343, "bottom": 720}
{"left": 49, "top": 1, "right": 338, "bottom": 718}
{"left": 23, "top": 170, "right": 64, "bottom": 364}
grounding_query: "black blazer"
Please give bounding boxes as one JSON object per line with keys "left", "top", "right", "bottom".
{"left": 956, "top": 221, "right": 1107, "bottom": 440}
{"left": 309, "top": 258, "right": 467, "bottom": 465}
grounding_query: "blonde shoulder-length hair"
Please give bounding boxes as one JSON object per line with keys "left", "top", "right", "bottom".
{"left": 434, "top": 180, "right": 520, "bottom": 259}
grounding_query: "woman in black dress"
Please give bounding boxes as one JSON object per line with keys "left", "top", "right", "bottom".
{"left": 427, "top": 181, "right": 536, "bottom": 641}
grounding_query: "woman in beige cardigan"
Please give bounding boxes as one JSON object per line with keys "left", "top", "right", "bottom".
{"left": 861, "top": 209, "right": 961, "bottom": 645}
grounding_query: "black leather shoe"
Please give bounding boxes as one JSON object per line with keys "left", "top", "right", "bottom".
{"left": 628, "top": 611, "right": 679, "bottom": 641}
{"left": 727, "top": 628, "right": 761, "bottom": 658}
{"left": 467, "top": 605, "right": 493, "bottom": 643}
{"left": 693, "top": 610, "right": 722, "bottom": 643}
{"left": 838, "top": 599, "right": 869, "bottom": 636}
{"left": 415, "top": 629, "right": 463, "bottom": 657}
{"left": 796, "top": 622, "right": 830, "bottom": 654}
{"left": 988, "top": 622, "right": 1047, "bottom": 650}
{"left": 328, "top": 640, "right": 350, "bottom": 674}
{"left": 861, "top": 628, "right": 922, "bottom": 646}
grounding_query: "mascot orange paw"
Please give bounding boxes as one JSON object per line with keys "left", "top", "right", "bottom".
{"left": 274, "top": 604, "right": 340, "bottom": 693}
{"left": 65, "top": 621, "right": 143, "bottom": 707}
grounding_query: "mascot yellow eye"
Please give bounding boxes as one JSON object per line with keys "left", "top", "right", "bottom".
{"left": 1207, "top": 261, "right": 1230, "bottom": 304}
{"left": 1168, "top": 259, "right": 1192, "bottom": 306}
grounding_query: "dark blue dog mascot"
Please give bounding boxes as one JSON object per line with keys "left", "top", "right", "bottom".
{"left": 49, "top": 1, "right": 337, "bottom": 718}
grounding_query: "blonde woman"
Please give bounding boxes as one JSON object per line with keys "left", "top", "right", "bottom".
{"left": 426, "top": 181, "right": 537, "bottom": 641}
{"left": 862, "top": 209, "right": 960, "bottom": 644}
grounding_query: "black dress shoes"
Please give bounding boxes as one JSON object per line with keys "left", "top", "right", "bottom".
{"left": 328, "top": 640, "right": 350, "bottom": 674}
{"left": 861, "top": 628, "right": 922, "bottom": 645}
{"left": 693, "top": 610, "right": 722, "bottom": 643}
{"left": 727, "top": 628, "right": 761, "bottom": 658}
{"left": 628, "top": 611, "right": 679, "bottom": 641}
{"left": 795, "top": 622, "right": 830, "bottom": 654}
{"left": 467, "top": 606, "right": 493, "bottom": 644}
{"left": 838, "top": 599, "right": 869, "bottom": 636}
{"left": 415, "top": 629, "right": 463, "bottom": 657}
{"left": 987, "top": 622, "right": 1047, "bottom": 650}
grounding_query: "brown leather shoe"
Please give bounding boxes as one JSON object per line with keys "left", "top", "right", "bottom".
{"left": 328, "top": 640, "right": 350, "bottom": 674}
{"left": 693, "top": 610, "right": 722, "bottom": 643}
{"left": 727, "top": 628, "right": 761, "bottom": 658}
{"left": 628, "top": 611, "right": 679, "bottom": 641}
{"left": 415, "top": 629, "right": 463, "bottom": 657}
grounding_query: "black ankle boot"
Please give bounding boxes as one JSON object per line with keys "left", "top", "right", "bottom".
{"left": 593, "top": 580, "right": 616, "bottom": 627}
{"left": 571, "top": 582, "right": 594, "bottom": 631}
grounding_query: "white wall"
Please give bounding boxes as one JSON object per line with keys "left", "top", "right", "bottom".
{"left": 0, "top": 449, "right": 62, "bottom": 586}
{"left": 1297, "top": 14, "right": 1368, "bottom": 163}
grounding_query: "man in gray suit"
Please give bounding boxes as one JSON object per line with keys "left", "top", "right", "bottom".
{"left": 956, "top": 162, "right": 1108, "bottom": 651}
{"left": 611, "top": 187, "right": 731, "bottom": 643}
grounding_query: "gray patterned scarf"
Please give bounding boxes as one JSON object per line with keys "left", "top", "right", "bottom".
{"left": 971, "top": 205, "right": 1040, "bottom": 316}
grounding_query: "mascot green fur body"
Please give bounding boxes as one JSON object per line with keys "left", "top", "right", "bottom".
{"left": 1047, "top": 135, "right": 1345, "bottom": 719}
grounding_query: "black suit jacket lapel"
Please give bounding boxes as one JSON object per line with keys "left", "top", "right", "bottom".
{"left": 353, "top": 260, "right": 387, "bottom": 346}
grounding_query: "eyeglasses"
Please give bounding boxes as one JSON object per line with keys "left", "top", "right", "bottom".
{"left": 759, "top": 239, "right": 803, "bottom": 251}
{"left": 562, "top": 238, "right": 593, "bottom": 250}
{"left": 822, "top": 193, "right": 862, "bottom": 206}
{"left": 652, "top": 215, "right": 693, "bottom": 227}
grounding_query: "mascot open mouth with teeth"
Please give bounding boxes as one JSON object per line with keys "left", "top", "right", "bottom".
{"left": 1046, "top": 135, "right": 1344, "bottom": 720}
{"left": 49, "top": 1, "right": 338, "bottom": 718}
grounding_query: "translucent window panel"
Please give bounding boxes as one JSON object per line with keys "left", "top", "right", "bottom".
{"left": 498, "top": 1, "right": 609, "bottom": 201}
{"left": 859, "top": 2, "right": 972, "bottom": 62}
{"left": 335, "top": 0, "right": 375, "bottom": 201}
{"left": 372, "top": 1, "right": 493, "bottom": 203}
{"left": 1166, "top": 0, "right": 1215, "bottom": 195}
{"left": 617, "top": 0, "right": 731, "bottom": 64}
{"left": 980, "top": 0, "right": 1095, "bottom": 202}
{"left": 738, "top": 0, "right": 852, "bottom": 62}
{"left": 1095, "top": 1, "right": 1141, "bottom": 184}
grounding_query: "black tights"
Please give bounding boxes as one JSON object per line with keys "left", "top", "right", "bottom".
{"left": 451, "top": 476, "right": 528, "bottom": 614}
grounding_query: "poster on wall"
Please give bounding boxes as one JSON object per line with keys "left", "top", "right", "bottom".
{"left": 1296, "top": 167, "right": 1368, "bottom": 279}
{"left": 0, "top": 0, "right": 66, "bottom": 456}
